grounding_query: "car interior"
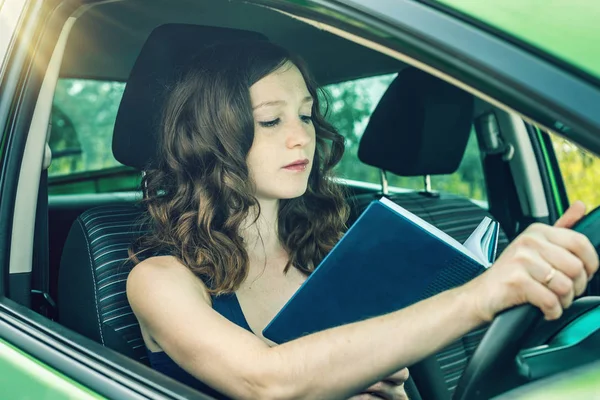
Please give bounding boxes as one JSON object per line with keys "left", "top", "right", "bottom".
{"left": 5, "top": 0, "right": 600, "bottom": 399}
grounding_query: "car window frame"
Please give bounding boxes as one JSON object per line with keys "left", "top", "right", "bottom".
{"left": 0, "top": 0, "right": 48, "bottom": 297}
{"left": 427, "top": 0, "right": 600, "bottom": 89}
{"left": 529, "top": 127, "right": 570, "bottom": 220}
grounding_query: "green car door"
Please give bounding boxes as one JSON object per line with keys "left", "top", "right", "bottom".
{"left": 0, "top": 337, "right": 103, "bottom": 399}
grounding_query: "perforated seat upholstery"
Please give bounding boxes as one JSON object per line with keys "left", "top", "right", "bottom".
{"left": 349, "top": 68, "right": 509, "bottom": 395}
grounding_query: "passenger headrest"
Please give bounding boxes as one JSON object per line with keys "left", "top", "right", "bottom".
{"left": 112, "top": 24, "right": 267, "bottom": 170}
{"left": 358, "top": 68, "right": 474, "bottom": 176}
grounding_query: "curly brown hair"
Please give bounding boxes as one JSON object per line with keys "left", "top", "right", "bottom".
{"left": 130, "top": 40, "right": 349, "bottom": 295}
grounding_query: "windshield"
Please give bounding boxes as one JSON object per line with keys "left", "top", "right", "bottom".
{"left": 435, "top": 0, "right": 600, "bottom": 81}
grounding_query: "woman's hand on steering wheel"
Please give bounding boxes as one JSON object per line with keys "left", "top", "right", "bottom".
{"left": 466, "top": 201, "right": 600, "bottom": 323}
{"left": 348, "top": 368, "right": 410, "bottom": 400}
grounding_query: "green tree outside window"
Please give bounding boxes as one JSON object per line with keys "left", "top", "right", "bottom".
{"left": 550, "top": 135, "right": 600, "bottom": 211}
{"left": 49, "top": 79, "right": 125, "bottom": 177}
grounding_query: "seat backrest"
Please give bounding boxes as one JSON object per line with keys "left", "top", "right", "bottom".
{"left": 57, "top": 24, "right": 267, "bottom": 364}
{"left": 58, "top": 205, "right": 148, "bottom": 362}
{"left": 350, "top": 68, "right": 509, "bottom": 396}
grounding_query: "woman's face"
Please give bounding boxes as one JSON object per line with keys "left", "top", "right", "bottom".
{"left": 247, "top": 62, "right": 316, "bottom": 202}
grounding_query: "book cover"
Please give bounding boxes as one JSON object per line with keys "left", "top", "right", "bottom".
{"left": 262, "top": 197, "right": 499, "bottom": 344}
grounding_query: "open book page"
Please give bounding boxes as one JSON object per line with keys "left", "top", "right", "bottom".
{"left": 463, "top": 217, "right": 500, "bottom": 268}
{"left": 379, "top": 197, "right": 489, "bottom": 265}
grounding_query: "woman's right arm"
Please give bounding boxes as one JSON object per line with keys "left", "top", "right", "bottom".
{"left": 127, "top": 203, "right": 598, "bottom": 400}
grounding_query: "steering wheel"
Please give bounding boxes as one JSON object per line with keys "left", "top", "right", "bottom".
{"left": 453, "top": 205, "right": 600, "bottom": 400}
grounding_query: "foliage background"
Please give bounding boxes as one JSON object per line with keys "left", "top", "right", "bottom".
{"left": 49, "top": 76, "right": 599, "bottom": 210}
{"left": 550, "top": 137, "right": 600, "bottom": 211}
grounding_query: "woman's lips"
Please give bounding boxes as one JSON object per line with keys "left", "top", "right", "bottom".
{"left": 283, "top": 163, "right": 308, "bottom": 171}
{"left": 283, "top": 159, "right": 309, "bottom": 171}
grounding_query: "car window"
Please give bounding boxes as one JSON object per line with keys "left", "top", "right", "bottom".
{"left": 49, "top": 79, "right": 125, "bottom": 177}
{"left": 549, "top": 134, "right": 600, "bottom": 211}
{"left": 323, "top": 74, "right": 487, "bottom": 202}
{"left": 49, "top": 76, "right": 487, "bottom": 202}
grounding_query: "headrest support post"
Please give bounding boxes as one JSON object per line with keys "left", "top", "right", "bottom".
{"left": 380, "top": 169, "right": 389, "bottom": 196}
{"left": 141, "top": 171, "right": 148, "bottom": 199}
{"left": 423, "top": 175, "right": 432, "bottom": 193}
{"left": 475, "top": 111, "right": 515, "bottom": 162}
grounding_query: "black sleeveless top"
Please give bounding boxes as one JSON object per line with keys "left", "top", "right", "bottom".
{"left": 146, "top": 292, "right": 252, "bottom": 399}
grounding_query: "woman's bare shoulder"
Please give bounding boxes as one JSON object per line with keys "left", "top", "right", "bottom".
{"left": 126, "top": 255, "right": 212, "bottom": 311}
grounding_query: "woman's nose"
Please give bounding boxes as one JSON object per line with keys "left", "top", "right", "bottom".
{"left": 286, "top": 119, "right": 312, "bottom": 148}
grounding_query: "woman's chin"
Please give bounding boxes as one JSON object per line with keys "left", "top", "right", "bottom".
{"left": 274, "top": 186, "right": 309, "bottom": 200}
{"left": 281, "top": 188, "right": 308, "bottom": 199}
{"left": 255, "top": 183, "right": 309, "bottom": 201}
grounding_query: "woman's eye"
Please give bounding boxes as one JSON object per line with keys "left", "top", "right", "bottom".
{"left": 300, "top": 115, "right": 313, "bottom": 124}
{"left": 259, "top": 118, "right": 280, "bottom": 128}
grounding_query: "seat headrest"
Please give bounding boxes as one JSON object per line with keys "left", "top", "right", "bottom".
{"left": 112, "top": 24, "right": 267, "bottom": 170}
{"left": 358, "top": 68, "right": 474, "bottom": 176}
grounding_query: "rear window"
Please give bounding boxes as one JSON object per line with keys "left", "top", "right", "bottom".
{"left": 50, "top": 79, "right": 125, "bottom": 177}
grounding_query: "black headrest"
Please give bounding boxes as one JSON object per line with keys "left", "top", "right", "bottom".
{"left": 112, "top": 24, "right": 267, "bottom": 170}
{"left": 358, "top": 68, "right": 474, "bottom": 176}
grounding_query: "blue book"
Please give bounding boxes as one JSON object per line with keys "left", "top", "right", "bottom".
{"left": 262, "top": 197, "right": 499, "bottom": 344}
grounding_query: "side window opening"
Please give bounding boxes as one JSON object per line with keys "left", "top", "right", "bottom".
{"left": 49, "top": 79, "right": 133, "bottom": 194}
{"left": 50, "top": 79, "right": 125, "bottom": 176}
{"left": 322, "top": 74, "right": 487, "bottom": 203}
{"left": 49, "top": 75, "right": 489, "bottom": 202}
{"left": 550, "top": 134, "right": 600, "bottom": 211}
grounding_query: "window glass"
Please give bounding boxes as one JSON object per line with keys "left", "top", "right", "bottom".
{"left": 323, "top": 74, "right": 487, "bottom": 202}
{"left": 550, "top": 134, "right": 600, "bottom": 211}
{"left": 49, "top": 79, "right": 125, "bottom": 177}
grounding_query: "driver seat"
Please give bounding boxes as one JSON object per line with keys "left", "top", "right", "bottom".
{"left": 57, "top": 24, "right": 268, "bottom": 365}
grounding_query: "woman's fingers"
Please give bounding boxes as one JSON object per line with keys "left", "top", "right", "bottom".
{"left": 553, "top": 201, "right": 586, "bottom": 229}
{"left": 382, "top": 368, "right": 409, "bottom": 385}
{"left": 540, "top": 225, "right": 599, "bottom": 284}
{"left": 545, "top": 268, "right": 575, "bottom": 309}
{"left": 475, "top": 201, "right": 599, "bottom": 322}
{"left": 507, "top": 247, "right": 573, "bottom": 316}
{"left": 361, "top": 381, "right": 406, "bottom": 400}
{"left": 523, "top": 233, "right": 587, "bottom": 298}
{"left": 522, "top": 274, "right": 563, "bottom": 320}
{"left": 359, "top": 369, "right": 409, "bottom": 400}
{"left": 549, "top": 201, "right": 599, "bottom": 281}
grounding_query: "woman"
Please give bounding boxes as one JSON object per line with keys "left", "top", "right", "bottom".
{"left": 127, "top": 40, "right": 598, "bottom": 400}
